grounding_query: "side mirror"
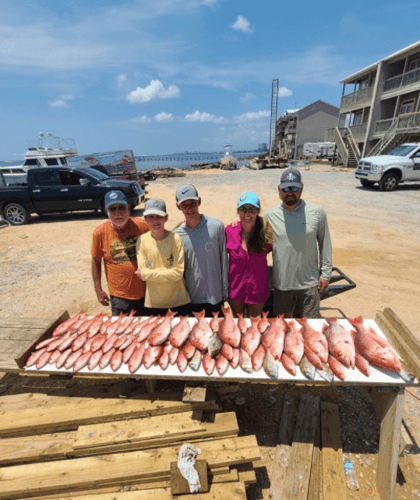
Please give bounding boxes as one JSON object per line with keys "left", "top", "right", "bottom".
{"left": 80, "top": 178, "right": 90, "bottom": 186}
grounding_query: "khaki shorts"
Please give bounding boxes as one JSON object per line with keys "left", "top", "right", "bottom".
{"left": 273, "top": 286, "right": 320, "bottom": 318}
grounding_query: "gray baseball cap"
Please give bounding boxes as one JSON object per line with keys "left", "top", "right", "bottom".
{"left": 144, "top": 198, "right": 167, "bottom": 216}
{"left": 176, "top": 184, "right": 199, "bottom": 204}
{"left": 279, "top": 168, "right": 303, "bottom": 189}
{"left": 104, "top": 190, "right": 128, "bottom": 210}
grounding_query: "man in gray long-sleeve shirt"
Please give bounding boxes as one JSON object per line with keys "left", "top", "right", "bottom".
{"left": 264, "top": 168, "right": 332, "bottom": 318}
{"left": 173, "top": 184, "right": 229, "bottom": 316}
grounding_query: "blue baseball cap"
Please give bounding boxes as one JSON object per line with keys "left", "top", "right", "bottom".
{"left": 237, "top": 191, "right": 260, "bottom": 209}
{"left": 104, "top": 190, "right": 128, "bottom": 210}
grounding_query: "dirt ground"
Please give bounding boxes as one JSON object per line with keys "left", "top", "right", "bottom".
{"left": 1, "top": 163, "right": 420, "bottom": 499}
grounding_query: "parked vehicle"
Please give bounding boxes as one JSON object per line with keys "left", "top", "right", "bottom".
{"left": 355, "top": 143, "right": 420, "bottom": 191}
{"left": 0, "top": 166, "right": 144, "bottom": 226}
{"left": 302, "top": 142, "right": 335, "bottom": 159}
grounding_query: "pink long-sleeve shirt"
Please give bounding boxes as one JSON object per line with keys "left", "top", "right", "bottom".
{"left": 225, "top": 222, "right": 271, "bottom": 304}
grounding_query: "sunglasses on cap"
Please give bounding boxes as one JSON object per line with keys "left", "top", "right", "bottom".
{"left": 282, "top": 186, "right": 301, "bottom": 193}
{"left": 238, "top": 206, "right": 258, "bottom": 214}
{"left": 108, "top": 205, "right": 127, "bottom": 212}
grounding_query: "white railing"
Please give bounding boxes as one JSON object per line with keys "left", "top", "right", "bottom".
{"left": 348, "top": 123, "right": 367, "bottom": 141}
{"left": 334, "top": 127, "right": 348, "bottom": 166}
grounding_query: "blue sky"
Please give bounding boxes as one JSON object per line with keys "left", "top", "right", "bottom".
{"left": 1, "top": 0, "right": 420, "bottom": 158}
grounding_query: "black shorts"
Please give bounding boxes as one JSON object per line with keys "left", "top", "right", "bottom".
{"left": 110, "top": 296, "right": 146, "bottom": 317}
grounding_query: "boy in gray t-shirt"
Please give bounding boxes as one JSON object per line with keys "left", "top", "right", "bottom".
{"left": 173, "top": 184, "right": 229, "bottom": 317}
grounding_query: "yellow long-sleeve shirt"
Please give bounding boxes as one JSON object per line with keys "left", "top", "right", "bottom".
{"left": 136, "top": 231, "right": 190, "bottom": 308}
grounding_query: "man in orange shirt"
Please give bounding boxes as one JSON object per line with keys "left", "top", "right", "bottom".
{"left": 91, "top": 190, "right": 150, "bottom": 316}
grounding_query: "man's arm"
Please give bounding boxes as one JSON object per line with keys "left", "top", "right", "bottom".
{"left": 317, "top": 208, "right": 333, "bottom": 292}
{"left": 218, "top": 223, "right": 229, "bottom": 300}
{"left": 91, "top": 257, "right": 110, "bottom": 306}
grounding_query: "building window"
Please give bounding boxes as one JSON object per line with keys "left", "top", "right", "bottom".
{"left": 399, "top": 99, "right": 415, "bottom": 114}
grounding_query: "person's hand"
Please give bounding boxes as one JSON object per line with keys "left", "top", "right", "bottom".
{"left": 134, "top": 268, "right": 143, "bottom": 280}
{"left": 317, "top": 278, "right": 329, "bottom": 294}
{"left": 96, "top": 289, "right": 110, "bottom": 306}
{"left": 231, "top": 220, "right": 239, "bottom": 228}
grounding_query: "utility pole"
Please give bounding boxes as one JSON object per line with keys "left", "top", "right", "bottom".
{"left": 269, "top": 79, "right": 279, "bottom": 158}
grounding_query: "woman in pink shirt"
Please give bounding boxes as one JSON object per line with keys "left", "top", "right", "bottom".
{"left": 225, "top": 192, "right": 273, "bottom": 317}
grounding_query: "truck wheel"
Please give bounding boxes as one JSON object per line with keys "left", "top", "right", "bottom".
{"left": 360, "top": 180, "right": 375, "bottom": 188}
{"left": 378, "top": 173, "right": 399, "bottom": 191}
{"left": 3, "top": 203, "right": 31, "bottom": 226}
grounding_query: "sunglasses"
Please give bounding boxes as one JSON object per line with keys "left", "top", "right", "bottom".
{"left": 238, "top": 206, "right": 258, "bottom": 214}
{"left": 108, "top": 205, "right": 127, "bottom": 212}
{"left": 282, "top": 186, "right": 301, "bottom": 193}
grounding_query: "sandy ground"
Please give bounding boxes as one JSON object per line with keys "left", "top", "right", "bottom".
{"left": 1, "top": 163, "right": 420, "bottom": 498}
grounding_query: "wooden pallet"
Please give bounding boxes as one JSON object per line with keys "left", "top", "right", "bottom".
{"left": 0, "top": 391, "right": 259, "bottom": 499}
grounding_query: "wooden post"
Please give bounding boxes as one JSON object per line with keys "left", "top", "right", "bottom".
{"left": 368, "top": 387, "right": 405, "bottom": 500}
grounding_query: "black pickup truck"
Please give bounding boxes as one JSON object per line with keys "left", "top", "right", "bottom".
{"left": 0, "top": 166, "right": 145, "bottom": 226}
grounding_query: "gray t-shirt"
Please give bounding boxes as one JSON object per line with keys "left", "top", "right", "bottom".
{"left": 174, "top": 214, "right": 229, "bottom": 304}
{"left": 264, "top": 200, "right": 332, "bottom": 291}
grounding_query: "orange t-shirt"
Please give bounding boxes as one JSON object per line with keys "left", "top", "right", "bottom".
{"left": 92, "top": 218, "right": 150, "bottom": 300}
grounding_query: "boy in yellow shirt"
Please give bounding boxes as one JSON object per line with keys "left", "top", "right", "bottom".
{"left": 135, "top": 198, "right": 190, "bottom": 316}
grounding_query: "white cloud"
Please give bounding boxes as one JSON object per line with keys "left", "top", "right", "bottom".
{"left": 117, "top": 74, "right": 127, "bottom": 87}
{"left": 240, "top": 92, "right": 256, "bottom": 103}
{"left": 130, "top": 115, "right": 152, "bottom": 123}
{"left": 48, "top": 94, "right": 74, "bottom": 107}
{"left": 126, "top": 80, "right": 180, "bottom": 104}
{"left": 184, "top": 110, "right": 225, "bottom": 123}
{"left": 234, "top": 110, "right": 270, "bottom": 122}
{"left": 278, "top": 87, "right": 293, "bottom": 97}
{"left": 231, "top": 15, "right": 253, "bottom": 33}
{"left": 154, "top": 112, "right": 173, "bottom": 122}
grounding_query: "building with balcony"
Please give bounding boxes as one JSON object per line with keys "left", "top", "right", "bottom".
{"left": 275, "top": 101, "right": 339, "bottom": 159}
{"left": 327, "top": 40, "right": 420, "bottom": 167}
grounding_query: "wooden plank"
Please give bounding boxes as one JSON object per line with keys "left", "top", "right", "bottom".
{"left": 0, "top": 432, "right": 76, "bottom": 466}
{"left": 0, "top": 339, "right": 47, "bottom": 354}
{"left": 183, "top": 385, "right": 207, "bottom": 403}
{"left": 269, "top": 395, "right": 296, "bottom": 500}
{"left": 307, "top": 402, "right": 322, "bottom": 500}
{"left": 0, "top": 435, "right": 259, "bottom": 499}
{"left": 72, "top": 412, "right": 239, "bottom": 457}
{"left": 73, "top": 412, "right": 205, "bottom": 449}
{"left": 375, "top": 312, "right": 420, "bottom": 380}
{"left": 0, "top": 319, "right": 55, "bottom": 328}
{"left": 383, "top": 307, "right": 420, "bottom": 359}
{"left": 238, "top": 469, "right": 257, "bottom": 486}
{"left": 321, "top": 402, "right": 348, "bottom": 500}
{"left": 282, "top": 394, "right": 320, "bottom": 500}
{"left": 0, "top": 396, "right": 220, "bottom": 437}
{"left": 170, "top": 460, "right": 208, "bottom": 494}
{"left": 0, "top": 327, "right": 50, "bottom": 340}
{"left": 0, "top": 394, "right": 96, "bottom": 412}
{"left": 27, "top": 467, "right": 237, "bottom": 499}
{"left": 375, "top": 388, "right": 405, "bottom": 500}
{"left": 21, "top": 482, "right": 248, "bottom": 500}
{"left": 14, "top": 310, "right": 70, "bottom": 369}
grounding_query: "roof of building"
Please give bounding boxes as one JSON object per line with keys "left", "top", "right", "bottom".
{"left": 341, "top": 40, "right": 420, "bottom": 84}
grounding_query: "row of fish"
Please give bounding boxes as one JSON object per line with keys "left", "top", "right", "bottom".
{"left": 24, "top": 308, "right": 408, "bottom": 381}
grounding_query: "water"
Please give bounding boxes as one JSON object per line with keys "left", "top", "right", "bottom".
{"left": 134, "top": 150, "right": 259, "bottom": 171}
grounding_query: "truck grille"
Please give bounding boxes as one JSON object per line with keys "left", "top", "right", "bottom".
{"left": 358, "top": 162, "right": 371, "bottom": 171}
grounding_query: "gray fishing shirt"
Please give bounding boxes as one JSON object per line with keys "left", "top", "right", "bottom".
{"left": 174, "top": 214, "right": 229, "bottom": 304}
{"left": 264, "top": 200, "right": 332, "bottom": 291}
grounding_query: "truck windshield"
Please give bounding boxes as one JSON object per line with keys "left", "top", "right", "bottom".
{"left": 387, "top": 145, "right": 418, "bottom": 156}
{"left": 79, "top": 168, "right": 109, "bottom": 180}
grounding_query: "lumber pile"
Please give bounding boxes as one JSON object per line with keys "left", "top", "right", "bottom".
{"left": 269, "top": 394, "right": 350, "bottom": 500}
{"left": 0, "top": 390, "right": 260, "bottom": 499}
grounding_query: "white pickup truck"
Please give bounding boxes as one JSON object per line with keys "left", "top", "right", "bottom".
{"left": 355, "top": 143, "right": 420, "bottom": 191}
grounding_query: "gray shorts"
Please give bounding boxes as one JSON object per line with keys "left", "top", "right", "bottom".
{"left": 273, "top": 286, "right": 320, "bottom": 318}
